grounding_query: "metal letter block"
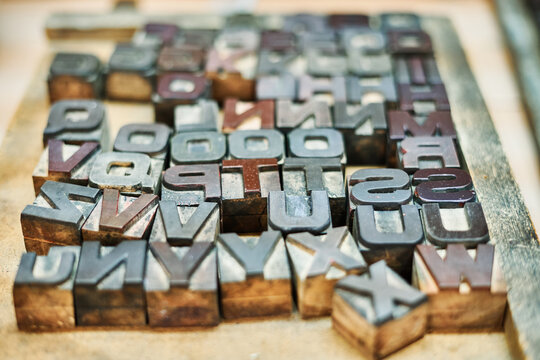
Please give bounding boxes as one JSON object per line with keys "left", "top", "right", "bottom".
{"left": 398, "top": 136, "right": 461, "bottom": 173}
{"left": 341, "top": 28, "right": 386, "bottom": 54}
{"left": 106, "top": 44, "right": 157, "bottom": 101}
{"left": 174, "top": 99, "right": 219, "bottom": 133}
{"left": 346, "top": 75, "right": 398, "bottom": 104}
{"left": 157, "top": 45, "right": 205, "bottom": 73}
{"left": 113, "top": 123, "right": 171, "bottom": 159}
{"left": 413, "top": 244, "right": 506, "bottom": 331}
{"left": 332, "top": 261, "right": 427, "bottom": 359}
{"left": 387, "top": 30, "right": 433, "bottom": 54}
{"left": 43, "top": 100, "right": 109, "bottom": 149}
{"left": 82, "top": 189, "right": 159, "bottom": 245}
{"left": 283, "top": 157, "right": 345, "bottom": 226}
{"left": 276, "top": 100, "right": 332, "bottom": 132}
{"left": 306, "top": 49, "right": 348, "bottom": 77}
{"left": 21, "top": 181, "right": 100, "bottom": 255}
{"left": 267, "top": 190, "right": 332, "bottom": 236}
{"left": 13, "top": 246, "right": 80, "bottom": 330}
{"left": 287, "top": 128, "right": 346, "bottom": 164}
{"left": 379, "top": 13, "right": 421, "bottom": 32}
{"left": 395, "top": 55, "right": 442, "bottom": 85}
{"left": 170, "top": 131, "right": 226, "bottom": 166}
{"left": 283, "top": 14, "right": 327, "bottom": 34}
{"left": 333, "top": 101, "right": 387, "bottom": 165}
{"left": 32, "top": 140, "right": 101, "bottom": 195}
{"left": 74, "top": 240, "right": 147, "bottom": 326}
{"left": 145, "top": 241, "right": 219, "bottom": 327}
{"left": 149, "top": 201, "right": 219, "bottom": 246}
{"left": 347, "top": 51, "right": 393, "bottom": 77}
{"left": 175, "top": 29, "right": 216, "bottom": 49}
{"left": 256, "top": 74, "right": 296, "bottom": 100}
{"left": 89, "top": 152, "right": 160, "bottom": 194}
{"left": 221, "top": 159, "right": 281, "bottom": 233}
{"left": 161, "top": 164, "right": 221, "bottom": 205}
{"left": 298, "top": 31, "right": 338, "bottom": 52}
{"left": 260, "top": 30, "right": 296, "bottom": 51}
{"left": 286, "top": 227, "right": 367, "bottom": 318}
{"left": 297, "top": 75, "right": 347, "bottom": 103}
{"left": 353, "top": 204, "right": 423, "bottom": 277}
{"left": 256, "top": 50, "right": 302, "bottom": 76}
{"left": 328, "top": 14, "right": 370, "bottom": 29}
{"left": 214, "top": 28, "right": 260, "bottom": 52}
{"left": 222, "top": 99, "right": 275, "bottom": 133}
{"left": 398, "top": 83, "right": 449, "bottom": 112}
{"left": 139, "top": 23, "right": 179, "bottom": 46}
{"left": 217, "top": 231, "right": 292, "bottom": 319}
{"left": 412, "top": 168, "right": 474, "bottom": 206}
{"left": 47, "top": 52, "right": 103, "bottom": 103}
{"left": 228, "top": 129, "right": 285, "bottom": 162}
{"left": 153, "top": 73, "right": 210, "bottom": 125}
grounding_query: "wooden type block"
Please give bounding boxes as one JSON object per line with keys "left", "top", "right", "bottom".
{"left": 222, "top": 99, "right": 275, "bottom": 133}
{"left": 333, "top": 101, "right": 387, "bottom": 165}
{"left": 346, "top": 75, "right": 398, "bottom": 104}
{"left": 306, "top": 49, "right": 348, "bottom": 77}
{"left": 113, "top": 123, "right": 171, "bottom": 161}
{"left": 256, "top": 74, "right": 296, "bottom": 100}
{"left": 353, "top": 205, "right": 423, "bottom": 277}
{"left": 174, "top": 99, "right": 219, "bottom": 133}
{"left": 347, "top": 168, "right": 412, "bottom": 228}
{"left": 286, "top": 227, "right": 367, "bottom": 318}
{"left": 267, "top": 190, "right": 332, "bottom": 236}
{"left": 228, "top": 130, "right": 285, "bottom": 162}
{"left": 13, "top": 246, "right": 80, "bottom": 330}
{"left": 413, "top": 244, "right": 506, "bottom": 332}
{"left": 74, "top": 240, "right": 147, "bottom": 326}
{"left": 157, "top": 45, "right": 206, "bottom": 73}
{"left": 217, "top": 231, "right": 292, "bottom": 319}
{"left": 21, "top": 181, "right": 100, "bottom": 255}
{"left": 378, "top": 13, "right": 421, "bottom": 32}
{"left": 397, "top": 136, "right": 461, "bottom": 173}
{"left": 153, "top": 73, "right": 210, "bottom": 125}
{"left": 282, "top": 157, "right": 345, "bottom": 226}
{"left": 260, "top": 30, "right": 296, "bottom": 51}
{"left": 256, "top": 50, "right": 302, "bottom": 76}
{"left": 328, "top": 14, "right": 370, "bottom": 29}
{"left": 169, "top": 131, "right": 226, "bottom": 166}
{"left": 175, "top": 29, "right": 216, "bottom": 50}
{"left": 89, "top": 152, "right": 161, "bottom": 194}
{"left": 422, "top": 203, "right": 489, "bottom": 248}
{"left": 47, "top": 52, "right": 103, "bottom": 103}
{"left": 221, "top": 159, "right": 281, "bottom": 233}
{"left": 43, "top": 99, "right": 109, "bottom": 149}
{"left": 297, "top": 75, "right": 347, "bottom": 103}
{"left": 287, "top": 128, "right": 346, "bottom": 164}
{"left": 32, "top": 140, "right": 101, "bottom": 196}
{"left": 387, "top": 30, "right": 433, "bottom": 54}
{"left": 412, "top": 168, "right": 474, "bottom": 207}
{"left": 106, "top": 44, "right": 157, "bottom": 102}
{"left": 161, "top": 164, "right": 221, "bottom": 205}
{"left": 332, "top": 260, "right": 428, "bottom": 359}
{"left": 276, "top": 100, "right": 332, "bottom": 132}
{"left": 282, "top": 14, "right": 327, "bottom": 34}
{"left": 149, "top": 201, "right": 219, "bottom": 246}
{"left": 340, "top": 28, "right": 386, "bottom": 55}
{"left": 205, "top": 48, "right": 256, "bottom": 101}
{"left": 145, "top": 241, "right": 219, "bottom": 327}
{"left": 81, "top": 189, "right": 159, "bottom": 246}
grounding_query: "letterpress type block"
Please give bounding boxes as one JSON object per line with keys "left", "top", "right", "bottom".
{"left": 413, "top": 244, "right": 506, "bottom": 331}
{"left": 328, "top": 14, "right": 370, "bottom": 29}
{"left": 346, "top": 75, "right": 398, "bottom": 104}
{"left": 217, "top": 231, "right": 292, "bottom": 319}
{"left": 267, "top": 190, "right": 332, "bottom": 236}
{"left": 347, "top": 51, "right": 392, "bottom": 77}
{"left": 286, "top": 227, "right": 366, "bottom": 318}
{"left": 106, "top": 44, "right": 157, "bottom": 101}
{"left": 412, "top": 168, "right": 474, "bottom": 206}
{"left": 214, "top": 28, "right": 260, "bottom": 52}
{"left": 149, "top": 201, "right": 219, "bottom": 246}
{"left": 287, "top": 128, "right": 346, "bottom": 164}
{"left": 89, "top": 152, "right": 160, "bottom": 194}
{"left": 332, "top": 261, "right": 428, "bottom": 359}
{"left": 174, "top": 99, "right": 219, "bottom": 133}
{"left": 175, "top": 29, "right": 216, "bottom": 49}
{"left": 256, "top": 50, "right": 302, "bottom": 76}
{"left": 398, "top": 136, "right": 461, "bottom": 173}
{"left": 297, "top": 75, "right": 347, "bottom": 103}
{"left": 256, "top": 74, "right": 296, "bottom": 100}
{"left": 32, "top": 140, "right": 101, "bottom": 195}
{"left": 379, "top": 13, "right": 421, "bottom": 32}
{"left": 341, "top": 28, "right": 386, "bottom": 55}
{"left": 145, "top": 241, "right": 219, "bottom": 326}
{"left": 306, "top": 49, "right": 348, "bottom": 77}
{"left": 13, "top": 246, "right": 80, "bottom": 330}
{"left": 298, "top": 31, "right": 338, "bottom": 52}
{"left": 114, "top": 123, "right": 171, "bottom": 160}
{"left": 222, "top": 99, "right": 274, "bottom": 132}
{"left": 43, "top": 100, "right": 109, "bottom": 148}
{"left": 283, "top": 157, "right": 345, "bottom": 226}
{"left": 221, "top": 159, "right": 281, "bottom": 233}
{"left": 387, "top": 30, "right": 433, "bottom": 54}
{"left": 170, "top": 131, "right": 226, "bottom": 166}
{"left": 228, "top": 130, "right": 285, "bottom": 162}
{"left": 283, "top": 14, "right": 327, "bottom": 34}
{"left": 138, "top": 23, "right": 179, "bottom": 46}
{"left": 157, "top": 45, "right": 205, "bottom": 73}
{"left": 276, "top": 100, "right": 332, "bottom": 132}
{"left": 260, "top": 31, "right": 296, "bottom": 51}
{"left": 74, "top": 240, "right": 147, "bottom": 326}
{"left": 82, "top": 189, "right": 158, "bottom": 245}
{"left": 153, "top": 73, "right": 210, "bottom": 125}
{"left": 47, "top": 52, "right": 103, "bottom": 103}
{"left": 161, "top": 164, "right": 221, "bottom": 205}
{"left": 21, "top": 181, "right": 100, "bottom": 255}
{"left": 333, "top": 101, "right": 387, "bottom": 165}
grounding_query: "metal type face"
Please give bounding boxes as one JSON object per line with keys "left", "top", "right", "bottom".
{"left": 283, "top": 157, "right": 343, "bottom": 194}
{"left": 398, "top": 84, "right": 449, "bottom": 112}
{"left": 398, "top": 136, "right": 461, "bottom": 173}
{"left": 256, "top": 74, "right": 296, "bottom": 100}
{"left": 155, "top": 73, "right": 209, "bottom": 101}
{"left": 157, "top": 45, "right": 205, "bottom": 73}
{"left": 143, "top": 23, "right": 179, "bottom": 45}
{"left": 328, "top": 14, "right": 370, "bottom": 29}
{"left": 50, "top": 52, "right": 101, "bottom": 77}
{"left": 379, "top": 13, "right": 421, "bottom": 31}
{"left": 412, "top": 168, "right": 475, "bottom": 206}
{"left": 162, "top": 164, "right": 221, "bottom": 205}
{"left": 228, "top": 130, "right": 285, "bottom": 161}
{"left": 276, "top": 100, "right": 332, "bottom": 131}
{"left": 113, "top": 123, "right": 171, "bottom": 158}
{"left": 287, "top": 128, "right": 345, "bottom": 160}
{"left": 388, "top": 110, "right": 456, "bottom": 140}
{"left": 175, "top": 29, "right": 216, "bottom": 49}
{"left": 99, "top": 189, "right": 158, "bottom": 233}
{"left": 174, "top": 99, "right": 219, "bottom": 133}
{"left": 205, "top": 48, "right": 255, "bottom": 76}
{"left": 48, "top": 140, "right": 100, "bottom": 176}
{"left": 297, "top": 75, "right": 347, "bottom": 102}
{"left": 395, "top": 56, "right": 442, "bottom": 85}
{"left": 282, "top": 14, "right": 327, "bottom": 33}
{"left": 346, "top": 75, "right": 398, "bottom": 103}
{"left": 257, "top": 50, "right": 300, "bottom": 76}
{"left": 347, "top": 51, "right": 392, "bottom": 77}
{"left": 387, "top": 30, "right": 433, "bottom": 54}
{"left": 416, "top": 244, "right": 494, "bottom": 290}
{"left": 260, "top": 31, "right": 296, "bottom": 51}
{"left": 214, "top": 28, "right": 260, "bottom": 52}
{"left": 298, "top": 31, "right": 338, "bottom": 52}
{"left": 108, "top": 44, "right": 157, "bottom": 72}
{"left": 422, "top": 203, "right": 490, "bottom": 247}
{"left": 341, "top": 29, "right": 386, "bottom": 54}
{"left": 306, "top": 49, "right": 348, "bottom": 77}
{"left": 222, "top": 99, "right": 274, "bottom": 132}
{"left": 170, "top": 131, "right": 226, "bottom": 165}
{"left": 221, "top": 158, "right": 279, "bottom": 198}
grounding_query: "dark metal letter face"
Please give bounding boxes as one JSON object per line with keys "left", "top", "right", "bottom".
{"left": 170, "top": 131, "right": 226, "bottom": 165}
{"left": 288, "top": 128, "right": 345, "bottom": 160}
{"left": 422, "top": 203, "right": 489, "bottom": 247}
{"left": 328, "top": 14, "right": 370, "bottom": 29}
{"left": 222, "top": 99, "right": 275, "bottom": 133}
{"left": 156, "top": 73, "right": 209, "bottom": 101}
{"left": 99, "top": 189, "right": 159, "bottom": 233}
{"left": 276, "top": 100, "right": 332, "bottom": 131}
{"left": 222, "top": 159, "right": 279, "bottom": 198}
{"left": 346, "top": 75, "right": 398, "bottom": 103}
{"left": 297, "top": 75, "right": 347, "bottom": 102}
{"left": 50, "top": 53, "right": 101, "bottom": 78}
{"left": 399, "top": 136, "right": 461, "bottom": 173}
{"left": 260, "top": 31, "right": 296, "bottom": 51}
{"left": 388, "top": 111, "right": 456, "bottom": 140}
{"left": 108, "top": 44, "right": 157, "bottom": 72}
{"left": 175, "top": 99, "right": 219, "bottom": 133}
{"left": 379, "top": 13, "right": 421, "bottom": 31}
{"left": 349, "top": 168, "right": 412, "bottom": 209}
{"left": 335, "top": 260, "right": 427, "bottom": 325}
{"left": 157, "top": 45, "right": 205, "bottom": 73}
{"left": 387, "top": 30, "right": 433, "bottom": 54}
{"left": 162, "top": 164, "right": 221, "bottom": 205}
{"left": 398, "top": 84, "right": 449, "bottom": 112}
{"left": 228, "top": 130, "right": 285, "bottom": 161}
{"left": 256, "top": 74, "right": 296, "bottom": 100}
{"left": 416, "top": 244, "right": 494, "bottom": 290}
{"left": 413, "top": 168, "right": 475, "bottom": 206}
{"left": 113, "top": 123, "right": 171, "bottom": 158}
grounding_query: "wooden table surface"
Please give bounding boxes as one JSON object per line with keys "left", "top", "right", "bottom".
{"left": 0, "top": 1, "right": 538, "bottom": 359}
